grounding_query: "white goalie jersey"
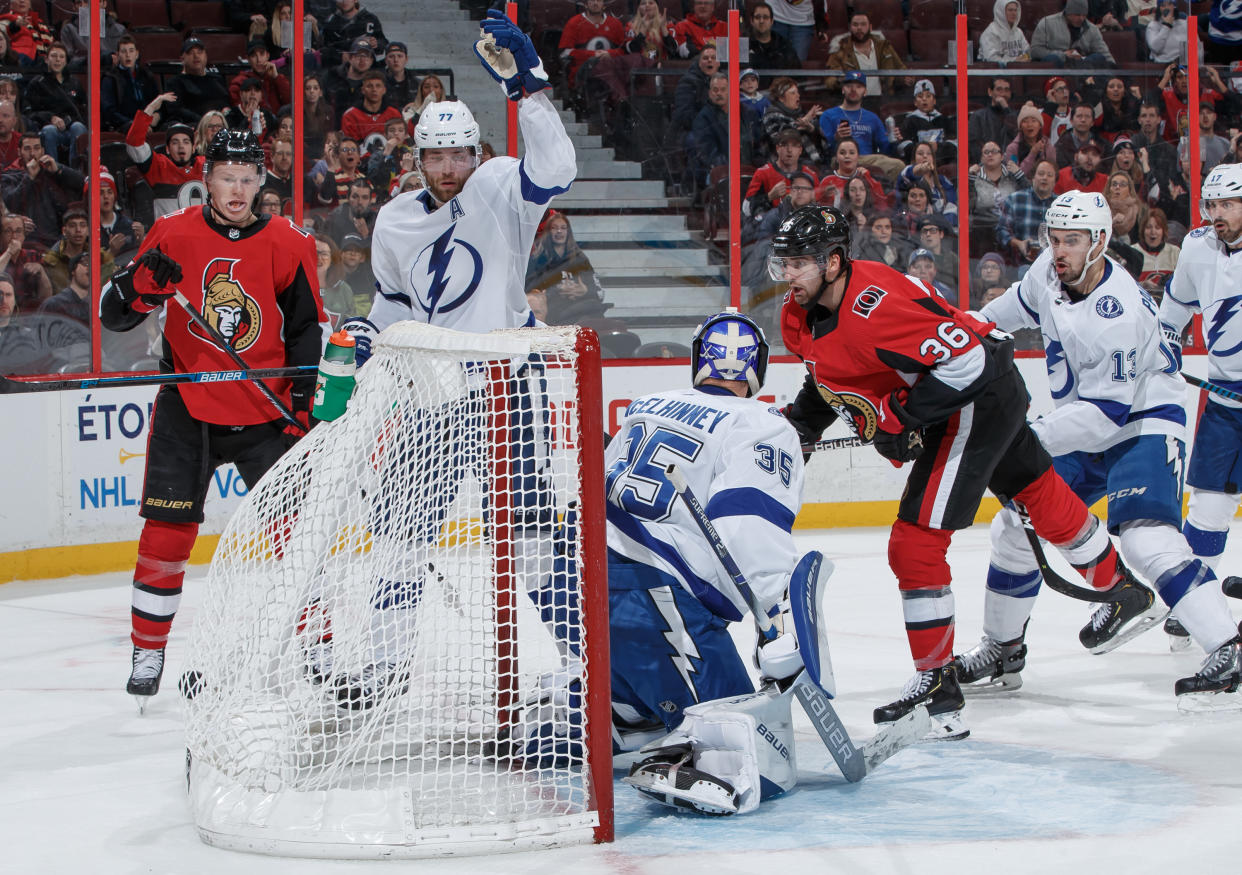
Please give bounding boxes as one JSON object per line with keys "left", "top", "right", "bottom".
{"left": 1159, "top": 225, "right": 1242, "bottom": 410}
{"left": 981, "top": 251, "right": 1186, "bottom": 458}
{"left": 604, "top": 387, "right": 805, "bottom": 621}
{"left": 367, "top": 91, "right": 576, "bottom": 333}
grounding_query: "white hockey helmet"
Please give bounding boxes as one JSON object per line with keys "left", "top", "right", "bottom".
{"left": 1199, "top": 163, "right": 1242, "bottom": 234}
{"left": 414, "top": 100, "right": 480, "bottom": 150}
{"left": 1041, "top": 190, "right": 1112, "bottom": 284}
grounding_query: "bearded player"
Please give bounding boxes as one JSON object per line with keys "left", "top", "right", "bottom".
{"left": 773, "top": 204, "right": 1159, "bottom": 740}
{"left": 101, "top": 128, "right": 327, "bottom": 709}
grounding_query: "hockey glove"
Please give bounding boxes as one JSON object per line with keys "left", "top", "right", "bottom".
{"left": 283, "top": 407, "right": 312, "bottom": 440}
{"left": 339, "top": 316, "right": 379, "bottom": 367}
{"left": 111, "top": 247, "right": 183, "bottom": 313}
{"left": 782, "top": 402, "right": 825, "bottom": 463}
{"left": 1160, "top": 322, "right": 1183, "bottom": 371}
{"left": 476, "top": 9, "right": 548, "bottom": 100}
{"left": 873, "top": 388, "right": 925, "bottom": 465}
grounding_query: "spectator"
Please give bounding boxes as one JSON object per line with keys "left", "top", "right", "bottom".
{"left": 316, "top": 135, "right": 363, "bottom": 207}
{"left": 1202, "top": 63, "right": 1238, "bottom": 129}
{"left": 970, "top": 252, "right": 1009, "bottom": 308}
{"left": 1, "top": 132, "right": 86, "bottom": 248}
{"left": 1148, "top": 140, "right": 1192, "bottom": 236}
{"left": 898, "top": 79, "right": 955, "bottom": 165}
{"left": 1089, "top": 0, "right": 1130, "bottom": 30}
{"left": 1054, "top": 102, "right": 1112, "bottom": 168}
{"left": 627, "top": 0, "right": 678, "bottom": 65}
{"left": 341, "top": 69, "right": 402, "bottom": 144}
{"left": 979, "top": 0, "right": 1031, "bottom": 65}
{"left": 326, "top": 177, "right": 376, "bottom": 246}
{"left": 1007, "top": 104, "right": 1051, "bottom": 178}
{"left": 166, "top": 38, "right": 231, "bottom": 126}
{"left": 303, "top": 74, "right": 335, "bottom": 153}
{"left": 61, "top": 0, "right": 126, "bottom": 70}
{"left": 0, "top": 212, "right": 50, "bottom": 309}
{"left": 895, "top": 179, "right": 935, "bottom": 240}
{"left": 338, "top": 232, "right": 375, "bottom": 301}
{"left": 1154, "top": 63, "right": 1193, "bottom": 142}
{"left": 824, "top": 12, "right": 908, "bottom": 101}
{"left": 673, "top": 0, "right": 727, "bottom": 57}
{"left": 41, "top": 204, "right": 114, "bottom": 293}
{"left": 739, "top": 68, "right": 769, "bottom": 116}
{"left": 308, "top": 130, "right": 343, "bottom": 207}
{"left": 688, "top": 73, "right": 736, "bottom": 186}
{"left": 230, "top": 41, "right": 292, "bottom": 116}
{"left": 1109, "top": 136, "right": 1146, "bottom": 195}
{"left": 193, "top": 110, "right": 227, "bottom": 157}
{"left": 1132, "top": 101, "right": 1177, "bottom": 178}
{"left": 37, "top": 247, "right": 91, "bottom": 336}
{"left": 767, "top": 0, "right": 828, "bottom": 62}
{"left": 526, "top": 288, "right": 548, "bottom": 324}
{"left": 820, "top": 71, "right": 903, "bottom": 182}
{"left": 1146, "top": 0, "right": 1188, "bottom": 63}
{"left": 407, "top": 74, "right": 444, "bottom": 123}
{"left": 125, "top": 99, "right": 204, "bottom": 219}
{"left": 1135, "top": 206, "right": 1179, "bottom": 296}
{"left": 265, "top": 137, "right": 295, "bottom": 204}
{"left": 314, "top": 232, "right": 359, "bottom": 327}
{"left": 101, "top": 35, "right": 160, "bottom": 134}
{"left": 0, "top": 0, "right": 52, "bottom": 65}
{"left": 94, "top": 170, "right": 142, "bottom": 262}
{"left": 1105, "top": 169, "right": 1147, "bottom": 249}
{"left": 1197, "top": 99, "right": 1232, "bottom": 172}
{"left": 257, "top": 188, "right": 283, "bottom": 217}
{"left": 558, "top": 0, "right": 631, "bottom": 90}
{"left": 997, "top": 158, "right": 1058, "bottom": 265}
{"left": 969, "top": 140, "right": 1029, "bottom": 253}
{"left": 1040, "top": 75, "right": 1074, "bottom": 147}
{"left": 0, "top": 27, "right": 21, "bottom": 67}
{"left": 382, "top": 41, "right": 417, "bottom": 109}
{"left": 524, "top": 211, "right": 609, "bottom": 327}
{"left": 321, "top": 0, "right": 386, "bottom": 67}
{"left": 759, "top": 76, "right": 823, "bottom": 165}
{"left": 324, "top": 38, "right": 376, "bottom": 127}
{"left": 0, "top": 99, "right": 21, "bottom": 169}
{"left": 855, "top": 211, "right": 911, "bottom": 269}
{"left": 1054, "top": 140, "right": 1108, "bottom": 194}
{"left": 915, "top": 213, "right": 959, "bottom": 291}
{"left": 813, "top": 136, "right": 889, "bottom": 210}
{"left": 1090, "top": 75, "right": 1140, "bottom": 141}
{"left": 262, "top": 0, "right": 323, "bottom": 64}
{"left": 907, "top": 247, "right": 953, "bottom": 300}
{"left": 967, "top": 77, "right": 1018, "bottom": 164}
{"left": 741, "top": 169, "right": 816, "bottom": 247}
{"left": 364, "top": 116, "right": 410, "bottom": 196}
{"left": 897, "top": 141, "right": 958, "bottom": 224}
{"left": 0, "top": 271, "right": 44, "bottom": 374}
{"left": 838, "top": 174, "right": 878, "bottom": 239}
{"left": 1030, "top": 0, "right": 1115, "bottom": 67}
{"left": 748, "top": 3, "right": 800, "bottom": 73}
{"left": 224, "top": 78, "right": 278, "bottom": 141}
{"left": 744, "top": 128, "right": 818, "bottom": 219}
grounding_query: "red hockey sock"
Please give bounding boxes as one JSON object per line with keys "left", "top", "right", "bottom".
{"left": 1016, "top": 468, "right": 1120, "bottom": 590}
{"left": 889, "top": 519, "right": 956, "bottom": 671}
{"left": 130, "top": 519, "right": 198, "bottom": 649}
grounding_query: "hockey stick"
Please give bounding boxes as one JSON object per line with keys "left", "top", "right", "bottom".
{"left": 0, "top": 365, "right": 316, "bottom": 395}
{"left": 809, "top": 436, "right": 865, "bottom": 453}
{"left": 1183, "top": 373, "right": 1242, "bottom": 404}
{"left": 665, "top": 463, "right": 870, "bottom": 781}
{"left": 1012, "top": 502, "right": 1114, "bottom": 603}
{"left": 171, "top": 290, "right": 306, "bottom": 433}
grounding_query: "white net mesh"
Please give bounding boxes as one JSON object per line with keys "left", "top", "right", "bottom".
{"left": 183, "top": 323, "right": 606, "bottom": 858}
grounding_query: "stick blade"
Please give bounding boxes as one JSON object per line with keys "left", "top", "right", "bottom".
{"left": 863, "top": 704, "right": 931, "bottom": 773}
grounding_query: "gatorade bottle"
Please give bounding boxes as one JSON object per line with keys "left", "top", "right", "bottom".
{"left": 313, "top": 329, "right": 357, "bottom": 422}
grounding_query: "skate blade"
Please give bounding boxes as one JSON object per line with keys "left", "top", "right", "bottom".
{"left": 962, "top": 672, "right": 1023, "bottom": 696}
{"left": 924, "top": 710, "right": 969, "bottom": 742}
{"left": 623, "top": 771, "right": 738, "bottom": 816}
{"left": 864, "top": 704, "right": 932, "bottom": 772}
{"left": 1167, "top": 633, "right": 1193, "bottom": 653}
{"left": 1176, "top": 688, "right": 1242, "bottom": 714}
{"left": 1088, "top": 604, "right": 1170, "bottom": 655}
{"left": 133, "top": 695, "right": 150, "bottom": 716}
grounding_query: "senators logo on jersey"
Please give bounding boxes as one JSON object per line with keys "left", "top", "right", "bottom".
{"left": 814, "top": 380, "right": 880, "bottom": 440}
{"left": 194, "top": 258, "right": 263, "bottom": 351}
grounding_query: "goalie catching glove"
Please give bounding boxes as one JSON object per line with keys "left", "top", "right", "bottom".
{"left": 109, "top": 247, "right": 184, "bottom": 313}
{"left": 474, "top": 9, "right": 549, "bottom": 101}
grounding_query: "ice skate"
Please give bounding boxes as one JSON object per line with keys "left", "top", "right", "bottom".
{"left": 1223, "top": 576, "right": 1242, "bottom": 599}
{"left": 624, "top": 744, "right": 739, "bottom": 816}
{"left": 873, "top": 664, "right": 968, "bottom": 741}
{"left": 1175, "top": 635, "right": 1242, "bottom": 714}
{"left": 126, "top": 646, "right": 165, "bottom": 714}
{"left": 333, "top": 663, "right": 409, "bottom": 711}
{"left": 953, "top": 634, "right": 1027, "bottom": 694}
{"left": 1164, "top": 615, "right": 1192, "bottom": 653}
{"left": 1079, "top": 568, "right": 1167, "bottom": 654}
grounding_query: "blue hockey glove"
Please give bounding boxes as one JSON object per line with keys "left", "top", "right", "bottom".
{"left": 475, "top": 9, "right": 548, "bottom": 100}
{"left": 340, "top": 316, "right": 379, "bottom": 367}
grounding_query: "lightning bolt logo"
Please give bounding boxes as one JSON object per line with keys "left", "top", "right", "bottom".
{"left": 410, "top": 222, "right": 483, "bottom": 318}
{"left": 1045, "top": 338, "right": 1075, "bottom": 400}
{"left": 425, "top": 225, "right": 455, "bottom": 317}
{"left": 648, "top": 586, "right": 701, "bottom": 701}
{"left": 1206, "top": 296, "right": 1242, "bottom": 358}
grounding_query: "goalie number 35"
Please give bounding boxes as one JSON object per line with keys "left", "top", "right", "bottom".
{"left": 606, "top": 424, "right": 703, "bottom": 521}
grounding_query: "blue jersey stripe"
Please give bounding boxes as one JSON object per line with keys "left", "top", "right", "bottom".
{"left": 705, "top": 487, "right": 796, "bottom": 533}
{"left": 519, "top": 160, "right": 571, "bottom": 206}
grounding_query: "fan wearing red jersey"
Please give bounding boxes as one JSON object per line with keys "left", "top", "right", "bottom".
{"left": 101, "top": 129, "right": 327, "bottom": 711}
{"left": 772, "top": 205, "right": 1156, "bottom": 740}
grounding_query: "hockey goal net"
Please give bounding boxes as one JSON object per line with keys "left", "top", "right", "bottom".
{"left": 183, "top": 322, "right": 611, "bottom": 858}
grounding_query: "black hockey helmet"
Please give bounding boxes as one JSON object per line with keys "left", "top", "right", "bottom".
{"left": 767, "top": 205, "right": 851, "bottom": 281}
{"left": 203, "top": 128, "right": 266, "bottom": 184}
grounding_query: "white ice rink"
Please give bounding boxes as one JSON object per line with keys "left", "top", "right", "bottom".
{"left": 4, "top": 524, "right": 1241, "bottom": 874}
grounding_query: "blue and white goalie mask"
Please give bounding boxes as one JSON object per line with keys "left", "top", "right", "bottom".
{"left": 690, "top": 310, "right": 769, "bottom": 397}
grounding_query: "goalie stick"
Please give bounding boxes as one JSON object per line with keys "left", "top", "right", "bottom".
{"left": 171, "top": 289, "right": 306, "bottom": 434}
{"left": 665, "top": 464, "right": 925, "bottom": 781}
{"left": 0, "top": 365, "right": 316, "bottom": 394}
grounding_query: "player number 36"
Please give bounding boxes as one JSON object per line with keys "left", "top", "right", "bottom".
{"left": 919, "top": 322, "right": 971, "bottom": 363}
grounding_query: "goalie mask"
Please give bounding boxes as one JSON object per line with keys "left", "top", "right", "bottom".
{"left": 1041, "top": 190, "right": 1111, "bottom": 286}
{"left": 690, "top": 309, "right": 769, "bottom": 397}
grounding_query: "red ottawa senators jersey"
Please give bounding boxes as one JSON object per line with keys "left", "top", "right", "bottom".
{"left": 134, "top": 207, "right": 325, "bottom": 426}
{"left": 780, "top": 259, "right": 996, "bottom": 441}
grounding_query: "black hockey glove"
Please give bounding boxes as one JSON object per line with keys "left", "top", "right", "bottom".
{"left": 110, "top": 247, "right": 183, "bottom": 313}
{"left": 782, "top": 402, "right": 825, "bottom": 463}
{"left": 137, "top": 247, "right": 183, "bottom": 289}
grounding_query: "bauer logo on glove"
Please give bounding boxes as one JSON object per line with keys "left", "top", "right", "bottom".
{"left": 473, "top": 9, "right": 549, "bottom": 101}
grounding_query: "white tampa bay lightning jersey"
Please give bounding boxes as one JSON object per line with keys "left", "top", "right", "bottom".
{"left": 367, "top": 91, "right": 576, "bottom": 333}
{"left": 604, "top": 386, "right": 805, "bottom": 622}
{"left": 1160, "top": 226, "right": 1242, "bottom": 410}
{"left": 981, "top": 251, "right": 1185, "bottom": 457}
